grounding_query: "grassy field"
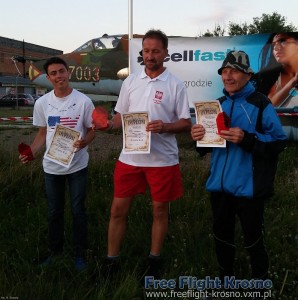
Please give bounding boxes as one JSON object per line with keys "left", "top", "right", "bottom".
{"left": 0, "top": 108, "right": 297, "bottom": 299}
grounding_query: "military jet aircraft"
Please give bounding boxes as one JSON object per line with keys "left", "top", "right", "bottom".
{"left": 28, "top": 34, "right": 142, "bottom": 96}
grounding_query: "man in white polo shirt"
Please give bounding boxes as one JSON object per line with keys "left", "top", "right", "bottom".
{"left": 95, "top": 29, "right": 191, "bottom": 280}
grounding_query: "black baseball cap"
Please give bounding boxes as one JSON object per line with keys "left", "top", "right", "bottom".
{"left": 218, "top": 50, "right": 254, "bottom": 75}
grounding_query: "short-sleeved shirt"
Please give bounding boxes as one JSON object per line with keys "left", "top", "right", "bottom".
{"left": 115, "top": 68, "right": 190, "bottom": 167}
{"left": 33, "top": 89, "right": 94, "bottom": 175}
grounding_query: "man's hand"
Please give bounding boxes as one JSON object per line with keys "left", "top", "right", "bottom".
{"left": 146, "top": 120, "right": 165, "bottom": 133}
{"left": 19, "top": 154, "right": 31, "bottom": 164}
{"left": 18, "top": 143, "right": 34, "bottom": 164}
{"left": 147, "top": 118, "right": 192, "bottom": 134}
{"left": 219, "top": 127, "right": 244, "bottom": 144}
{"left": 73, "top": 139, "right": 88, "bottom": 152}
{"left": 191, "top": 124, "right": 206, "bottom": 141}
{"left": 74, "top": 128, "right": 95, "bottom": 152}
{"left": 92, "top": 119, "right": 113, "bottom": 131}
{"left": 92, "top": 106, "right": 109, "bottom": 130}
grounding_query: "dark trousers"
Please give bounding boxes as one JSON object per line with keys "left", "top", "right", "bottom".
{"left": 210, "top": 192, "right": 269, "bottom": 280}
{"left": 44, "top": 167, "right": 88, "bottom": 257}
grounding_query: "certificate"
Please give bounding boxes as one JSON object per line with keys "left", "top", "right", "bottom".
{"left": 122, "top": 112, "right": 151, "bottom": 154}
{"left": 44, "top": 124, "right": 81, "bottom": 167}
{"left": 193, "top": 100, "right": 226, "bottom": 147}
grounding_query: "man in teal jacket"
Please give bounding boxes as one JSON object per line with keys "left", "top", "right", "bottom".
{"left": 191, "top": 50, "right": 287, "bottom": 284}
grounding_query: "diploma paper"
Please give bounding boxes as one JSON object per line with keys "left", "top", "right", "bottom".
{"left": 194, "top": 100, "right": 226, "bottom": 147}
{"left": 122, "top": 112, "right": 151, "bottom": 154}
{"left": 45, "top": 124, "right": 81, "bottom": 167}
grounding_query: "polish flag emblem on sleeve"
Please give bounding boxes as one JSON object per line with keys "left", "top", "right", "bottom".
{"left": 153, "top": 91, "right": 163, "bottom": 104}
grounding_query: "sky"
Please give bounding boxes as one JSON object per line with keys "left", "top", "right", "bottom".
{"left": 1, "top": 0, "right": 297, "bottom": 53}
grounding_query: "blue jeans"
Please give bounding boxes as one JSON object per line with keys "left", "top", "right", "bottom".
{"left": 44, "top": 167, "right": 88, "bottom": 257}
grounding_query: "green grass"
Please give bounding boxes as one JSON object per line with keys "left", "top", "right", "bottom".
{"left": 0, "top": 115, "right": 297, "bottom": 299}
{"left": 0, "top": 107, "right": 33, "bottom": 117}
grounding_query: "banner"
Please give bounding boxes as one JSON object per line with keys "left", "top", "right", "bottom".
{"left": 129, "top": 33, "right": 298, "bottom": 140}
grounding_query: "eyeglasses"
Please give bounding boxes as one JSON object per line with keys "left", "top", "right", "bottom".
{"left": 271, "top": 39, "right": 298, "bottom": 48}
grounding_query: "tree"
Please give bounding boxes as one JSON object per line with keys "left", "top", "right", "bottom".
{"left": 229, "top": 12, "right": 297, "bottom": 35}
{"left": 199, "top": 12, "right": 297, "bottom": 37}
{"left": 201, "top": 24, "right": 225, "bottom": 37}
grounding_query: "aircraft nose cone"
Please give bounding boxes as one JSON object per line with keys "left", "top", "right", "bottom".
{"left": 29, "top": 63, "right": 42, "bottom": 81}
{"left": 117, "top": 67, "right": 129, "bottom": 80}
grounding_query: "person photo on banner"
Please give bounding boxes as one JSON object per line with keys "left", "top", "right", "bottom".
{"left": 253, "top": 32, "right": 298, "bottom": 108}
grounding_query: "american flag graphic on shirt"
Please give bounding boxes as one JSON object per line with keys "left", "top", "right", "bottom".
{"left": 48, "top": 115, "right": 80, "bottom": 129}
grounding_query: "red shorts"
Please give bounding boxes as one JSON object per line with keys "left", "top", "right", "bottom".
{"left": 114, "top": 161, "right": 183, "bottom": 202}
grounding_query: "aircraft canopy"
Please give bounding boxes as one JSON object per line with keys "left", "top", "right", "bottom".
{"left": 73, "top": 34, "right": 123, "bottom": 52}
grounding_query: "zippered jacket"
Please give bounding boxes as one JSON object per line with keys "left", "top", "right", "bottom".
{"left": 199, "top": 82, "right": 287, "bottom": 198}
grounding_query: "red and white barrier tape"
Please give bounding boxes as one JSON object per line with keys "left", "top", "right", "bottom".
{"left": 277, "top": 113, "right": 298, "bottom": 117}
{"left": 1, "top": 113, "right": 297, "bottom": 122}
{"left": 0, "top": 117, "right": 33, "bottom": 121}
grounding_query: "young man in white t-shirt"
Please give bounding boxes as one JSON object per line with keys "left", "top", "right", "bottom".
{"left": 19, "top": 57, "right": 95, "bottom": 271}
{"left": 95, "top": 29, "right": 192, "bottom": 280}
